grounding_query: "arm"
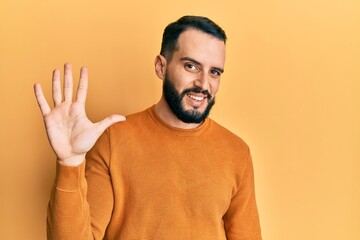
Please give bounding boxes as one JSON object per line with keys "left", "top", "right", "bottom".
{"left": 34, "top": 64, "right": 125, "bottom": 239}
{"left": 47, "top": 130, "right": 114, "bottom": 240}
{"left": 223, "top": 153, "right": 262, "bottom": 240}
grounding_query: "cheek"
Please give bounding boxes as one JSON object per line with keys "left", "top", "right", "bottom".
{"left": 171, "top": 71, "right": 197, "bottom": 90}
{"left": 210, "top": 80, "right": 220, "bottom": 96}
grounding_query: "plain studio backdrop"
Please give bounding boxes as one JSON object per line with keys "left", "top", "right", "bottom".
{"left": 0, "top": 0, "right": 359, "bottom": 239}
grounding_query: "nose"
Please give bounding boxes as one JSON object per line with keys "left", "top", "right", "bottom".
{"left": 194, "top": 72, "right": 210, "bottom": 91}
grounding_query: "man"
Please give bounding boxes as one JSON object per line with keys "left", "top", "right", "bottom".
{"left": 34, "top": 16, "right": 262, "bottom": 240}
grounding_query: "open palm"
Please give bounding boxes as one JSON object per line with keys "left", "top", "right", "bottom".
{"left": 34, "top": 64, "right": 125, "bottom": 166}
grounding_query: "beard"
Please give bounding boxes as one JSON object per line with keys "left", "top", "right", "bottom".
{"left": 163, "top": 74, "right": 215, "bottom": 124}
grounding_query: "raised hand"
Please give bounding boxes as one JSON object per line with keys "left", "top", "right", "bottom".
{"left": 34, "top": 64, "right": 125, "bottom": 166}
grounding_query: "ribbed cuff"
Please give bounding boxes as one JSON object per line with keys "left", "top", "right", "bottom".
{"left": 54, "top": 160, "right": 86, "bottom": 191}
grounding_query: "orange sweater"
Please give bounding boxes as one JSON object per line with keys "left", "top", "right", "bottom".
{"left": 47, "top": 106, "right": 262, "bottom": 240}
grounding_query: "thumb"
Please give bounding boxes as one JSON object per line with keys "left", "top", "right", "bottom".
{"left": 95, "top": 114, "right": 126, "bottom": 135}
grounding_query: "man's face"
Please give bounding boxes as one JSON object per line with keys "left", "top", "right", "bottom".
{"left": 163, "top": 28, "right": 226, "bottom": 123}
{"left": 163, "top": 74, "right": 215, "bottom": 123}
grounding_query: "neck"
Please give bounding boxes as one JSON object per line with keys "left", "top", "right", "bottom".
{"left": 154, "top": 96, "right": 203, "bottom": 129}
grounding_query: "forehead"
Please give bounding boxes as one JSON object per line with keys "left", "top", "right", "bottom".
{"left": 174, "top": 28, "right": 226, "bottom": 68}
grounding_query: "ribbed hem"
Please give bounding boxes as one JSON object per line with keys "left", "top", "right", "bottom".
{"left": 54, "top": 161, "right": 86, "bottom": 191}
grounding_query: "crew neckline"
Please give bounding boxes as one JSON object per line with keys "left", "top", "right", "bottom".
{"left": 147, "top": 105, "right": 211, "bottom": 137}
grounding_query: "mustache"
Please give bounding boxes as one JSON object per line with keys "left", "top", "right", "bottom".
{"left": 181, "top": 88, "right": 212, "bottom": 99}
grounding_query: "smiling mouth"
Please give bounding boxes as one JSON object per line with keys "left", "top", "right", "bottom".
{"left": 187, "top": 94, "right": 206, "bottom": 101}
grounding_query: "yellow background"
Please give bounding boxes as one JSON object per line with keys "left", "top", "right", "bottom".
{"left": 0, "top": 0, "right": 359, "bottom": 239}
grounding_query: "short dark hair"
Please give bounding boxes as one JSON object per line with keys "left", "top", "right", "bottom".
{"left": 160, "top": 15, "right": 227, "bottom": 61}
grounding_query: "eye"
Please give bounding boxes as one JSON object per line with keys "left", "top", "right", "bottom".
{"left": 210, "top": 69, "right": 222, "bottom": 77}
{"left": 184, "top": 63, "right": 199, "bottom": 73}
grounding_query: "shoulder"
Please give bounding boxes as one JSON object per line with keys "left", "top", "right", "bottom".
{"left": 109, "top": 107, "right": 151, "bottom": 129}
{"left": 208, "top": 119, "right": 249, "bottom": 148}
{"left": 105, "top": 107, "right": 155, "bottom": 141}
{"left": 207, "top": 118, "right": 250, "bottom": 158}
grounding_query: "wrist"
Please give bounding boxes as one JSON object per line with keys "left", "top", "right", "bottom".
{"left": 57, "top": 154, "right": 85, "bottom": 166}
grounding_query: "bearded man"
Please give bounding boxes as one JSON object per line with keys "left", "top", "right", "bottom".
{"left": 34, "top": 15, "right": 262, "bottom": 240}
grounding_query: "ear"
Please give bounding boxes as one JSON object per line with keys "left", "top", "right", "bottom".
{"left": 154, "top": 55, "right": 167, "bottom": 80}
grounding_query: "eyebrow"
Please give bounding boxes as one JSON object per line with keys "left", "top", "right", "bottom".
{"left": 179, "top": 57, "right": 224, "bottom": 73}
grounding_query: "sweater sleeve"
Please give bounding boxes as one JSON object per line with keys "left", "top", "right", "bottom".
{"left": 223, "top": 153, "right": 262, "bottom": 240}
{"left": 47, "top": 130, "right": 114, "bottom": 240}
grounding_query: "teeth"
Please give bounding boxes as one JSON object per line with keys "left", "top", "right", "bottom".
{"left": 188, "top": 94, "right": 204, "bottom": 101}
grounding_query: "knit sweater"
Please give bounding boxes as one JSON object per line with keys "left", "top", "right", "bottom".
{"left": 47, "top": 105, "right": 262, "bottom": 240}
